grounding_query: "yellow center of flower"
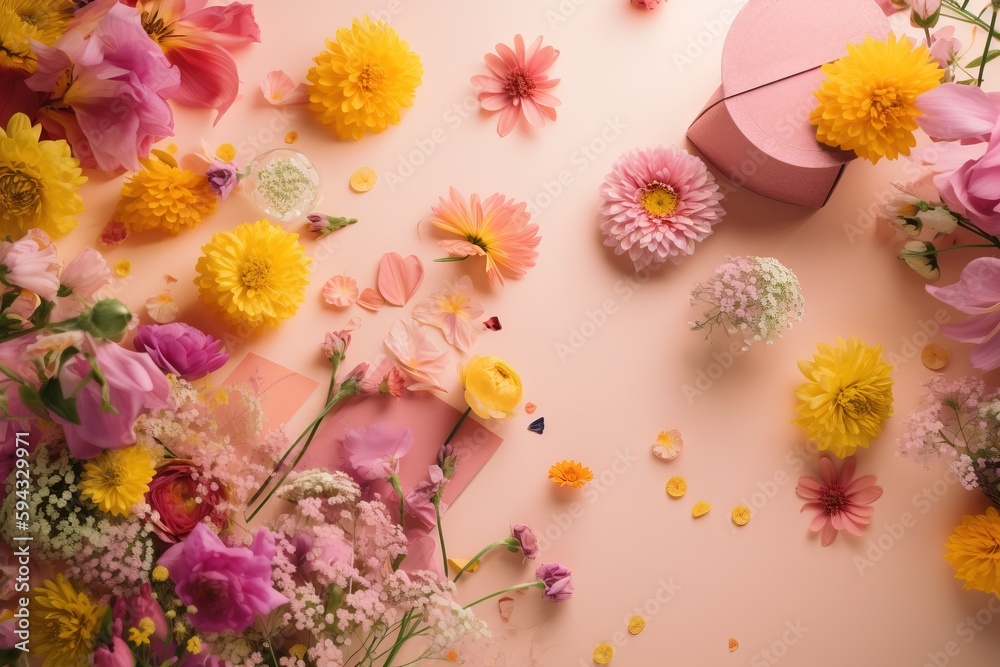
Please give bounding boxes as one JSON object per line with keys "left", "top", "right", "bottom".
{"left": 837, "top": 386, "right": 873, "bottom": 417}
{"left": 0, "top": 167, "right": 41, "bottom": 217}
{"left": 240, "top": 257, "right": 272, "bottom": 290}
{"left": 140, "top": 10, "right": 173, "bottom": 43}
{"left": 358, "top": 64, "right": 384, "bottom": 91}
{"left": 562, "top": 469, "right": 580, "bottom": 482}
{"left": 866, "top": 87, "right": 903, "bottom": 125}
{"left": 505, "top": 68, "right": 535, "bottom": 98}
{"left": 102, "top": 462, "right": 128, "bottom": 487}
{"left": 641, "top": 182, "right": 679, "bottom": 217}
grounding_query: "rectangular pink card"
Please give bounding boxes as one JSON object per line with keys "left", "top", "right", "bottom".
{"left": 223, "top": 353, "right": 319, "bottom": 431}
{"left": 301, "top": 392, "right": 503, "bottom": 509}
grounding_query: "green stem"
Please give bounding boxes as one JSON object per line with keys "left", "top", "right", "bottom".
{"left": 942, "top": 2, "right": 1000, "bottom": 40}
{"left": 911, "top": 243, "right": 998, "bottom": 256}
{"left": 0, "top": 359, "right": 25, "bottom": 385}
{"left": 453, "top": 539, "right": 514, "bottom": 582}
{"left": 434, "top": 496, "right": 448, "bottom": 576}
{"left": 380, "top": 611, "right": 415, "bottom": 667}
{"left": 388, "top": 474, "right": 406, "bottom": 526}
{"left": 444, "top": 407, "right": 472, "bottom": 447}
{"left": 463, "top": 581, "right": 544, "bottom": 609}
{"left": 978, "top": 7, "right": 998, "bottom": 86}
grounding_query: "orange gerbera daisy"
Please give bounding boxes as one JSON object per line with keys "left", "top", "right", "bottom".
{"left": 423, "top": 187, "right": 541, "bottom": 287}
{"left": 548, "top": 460, "right": 593, "bottom": 488}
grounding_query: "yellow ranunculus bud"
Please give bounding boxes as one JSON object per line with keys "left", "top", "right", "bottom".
{"left": 460, "top": 356, "right": 522, "bottom": 419}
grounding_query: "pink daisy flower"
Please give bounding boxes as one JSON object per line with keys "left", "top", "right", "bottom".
{"left": 796, "top": 457, "right": 883, "bottom": 547}
{"left": 412, "top": 275, "right": 484, "bottom": 351}
{"left": 598, "top": 146, "right": 725, "bottom": 271}
{"left": 471, "top": 35, "right": 560, "bottom": 137}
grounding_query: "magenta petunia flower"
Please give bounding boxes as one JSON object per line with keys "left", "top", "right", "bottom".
{"left": 158, "top": 524, "right": 286, "bottom": 633}
{"left": 796, "top": 457, "right": 883, "bottom": 547}
{"left": 926, "top": 257, "right": 1000, "bottom": 371}
{"left": 471, "top": 35, "right": 560, "bottom": 137}
{"left": 598, "top": 146, "right": 725, "bottom": 271}
{"left": 535, "top": 562, "right": 573, "bottom": 603}
{"left": 342, "top": 423, "right": 414, "bottom": 481}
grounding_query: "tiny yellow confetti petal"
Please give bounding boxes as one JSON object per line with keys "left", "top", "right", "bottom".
{"left": 350, "top": 166, "right": 377, "bottom": 192}
{"left": 150, "top": 149, "right": 178, "bottom": 168}
{"left": 731, "top": 506, "right": 751, "bottom": 526}
{"left": 921, "top": 343, "right": 950, "bottom": 371}
{"left": 285, "top": 131, "right": 299, "bottom": 144}
{"left": 215, "top": 143, "right": 236, "bottom": 162}
{"left": 627, "top": 616, "right": 645, "bottom": 635}
{"left": 593, "top": 643, "right": 614, "bottom": 664}
{"left": 165, "top": 143, "right": 178, "bottom": 155}
{"left": 666, "top": 476, "right": 687, "bottom": 498}
{"left": 114, "top": 260, "right": 132, "bottom": 277}
{"left": 729, "top": 637, "right": 739, "bottom": 652}
{"left": 447, "top": 557, "right": 479, "bottom": 574}
{"left": 692, "top": 501, "right": 711, "bottom": 518}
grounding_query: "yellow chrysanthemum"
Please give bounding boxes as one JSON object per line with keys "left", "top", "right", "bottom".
{"left": 810, "top": 34, "right": 942, "bottom": 163}
{"left": 30, "top": 573, "right": 105, "bottom": 667}
{"left": 945, "top": 507, "right": 1000, "bottom": 596}
{"left": 79, "top": 445, "right": 156, "bottom": 516}
{"left": 548, "top": 460, "right": 594, "bottom": 489}
{"left": 794, "top": 337, "right": 894, "bottom": 458}
{"left": 195, "top": 219, "right": 311, "bottom": 331}
{"left": 0, "top": 112, "right": 86, "bottom": 238}
{"left": 0, "top": 0, "right": 74, "bottom": 72}
{"left": 307, "top": 16, "right": 423, "bottom": 140}
{"left": 115, "top": 156, "right": 217, "bottom": 235}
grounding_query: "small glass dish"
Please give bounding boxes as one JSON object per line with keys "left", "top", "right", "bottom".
{"left": 243, "top": 149, "right": 320, "bottom": 222}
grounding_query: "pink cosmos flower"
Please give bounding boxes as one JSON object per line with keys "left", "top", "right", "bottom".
{"left": 384, "top": 319, "right": 449, "bottom": 392}
{"left": 412, "top": 275, "right": 484, "bottom": 352}
{"left": 53, "top": 341, "right": 171, "bottom": 459}
{"left": 75, "top": 0, "right": 261, "bottom": 121}
{"left": 404, "top": 465, "right": 448, "bottom": 527}
{"left": 0, "top": 231, "right": 60, "bottom": 300}
{"left": 471, "top": 35, "right": 560, "bottom": 137}
{"left": 796, "top": 457, "right": 883, "bottom": 547}
{"left": 27, "top": 3, "right": 180, "bottom": 171}
{"left": 158, "top": 524, "right": 286, "bottom": 633}
{"left": 926, "top": 257, "right": 1000, "bottom": 371}
{"left": 261, "top": 70, "right": 308, "bottom": 106}
{"left": 342, "top": 423, "right": 414, "bottom": 481}
{"left": 598, "top": 146, "right": 725, "bottom": 271}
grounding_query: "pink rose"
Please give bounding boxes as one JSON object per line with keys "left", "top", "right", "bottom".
{"left": 147, "top": 459, "right": 228, "bottom": 543}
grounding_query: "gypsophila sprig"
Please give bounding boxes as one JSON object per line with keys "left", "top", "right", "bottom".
{"left": 690, "top": 256, "right": 804, "bottom": 350}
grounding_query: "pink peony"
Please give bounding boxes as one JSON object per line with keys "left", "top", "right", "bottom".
{"left": 926, "top": 257, "right": 1000, "bottom": 371}
{"left": 343, "top": 423, "right": 414, "bottom": 481}
{"left": 146, "top": 459, "right": 229, "bottom": 543}
{"left": 52, "top": 341, "right": 170, "bottom": 459}
{"left": 0, "top": 231, "right": 60, "bottom": 300}
{"left": 796, "top": 457, "right": 883, "bottom": 547}
{"left": 27, "top": 3, "right": 180, "bottom": 171}
{"left": 133, "top": 322, "right": 229, "bottom": 381}
{"left": 598, "top": 145, "right": 725, "bottom": 271}
{"left": 158, "top": 524, "right": 287, "bottom": 633}
{"left": 471, "top": 35, "right": 560, "bottom": 137}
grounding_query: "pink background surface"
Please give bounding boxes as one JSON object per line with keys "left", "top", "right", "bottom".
{"left": 55, "top": 1, "right": 1000, "bottom": 665}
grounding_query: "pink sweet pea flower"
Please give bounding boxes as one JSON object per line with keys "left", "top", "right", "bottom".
{"left": 404, "top": 465, "right": 448, "bottom": 527}
{"left": 27, "top": 3, "right": 180, "bottom": 171}
{"left": 0, "top": 231, "right": 60, "bottom": 300}
{"left": 926, "top": 257, "right": 1000, "bottom": 371}
{"left": 342, "top": 423, "right": 414, "bottom": 481}
{"left": 929, "top": 26, "right": 962, "bottom": 74}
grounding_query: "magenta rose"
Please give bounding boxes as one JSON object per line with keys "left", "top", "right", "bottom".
{"left": 133, "top": 323, "right": 229, "bottom": 381}
{"left": 158, "top": 524, "right": 287, "bottom": 633}
{"left": 147, "top": 459, "right": 228, "bottom": 543}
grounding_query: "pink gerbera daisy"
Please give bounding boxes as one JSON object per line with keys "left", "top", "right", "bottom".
{"left": 796, "top": 457, "right": 883, "bottom": 547}
{"left": 598, "top": 146, "right": 725, "bottom": 271}
{"left": 471, "top": 35, "right": 560, "bottom": 137}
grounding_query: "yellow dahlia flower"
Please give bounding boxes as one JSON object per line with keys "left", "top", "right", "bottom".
{"left": 793, "top": 337, "right": 894, "bottom": 458}
{"left": 0, "top": 112, "right": 86, "bottom": 238}
{"left": 0, "top": 0, "right": 74, "bottom": 72}
{"left": 195, "top": 219, "right": 311, "bottom": 331}
{"left": 460, "top": 355, "right": 523, "bottom": 419}
{"left": 307, "top": 16, "right": 423, "bottom": 140}
{"left": 945, "top": 507, "right": 1000, "bottom": 597}
{"left": 115, "top": 156, "right": 217, "bottom": 235}
{"left": 30, "top": 573, "right": 105, "bottom": 667}
{"left": 810, "top": 34, "right": 942, "bottom": 164}
{"left": 79, "top": 445, "right": 156, "bottom": 516}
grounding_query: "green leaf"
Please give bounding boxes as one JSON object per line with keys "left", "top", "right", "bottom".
{"left": 17, "top": 384, "right": 49, "bottom": 421}
{"left": 955, "top": 78, "right": 979, "bottom": 86}
{"left": 967, "top": 50, "right": 1000, "bottom": 68}
{"left": 38, "top": 377, "right": 80, "bottom": 424}
{"left": 323, "top": 216, "right": 358, "bottom": 233}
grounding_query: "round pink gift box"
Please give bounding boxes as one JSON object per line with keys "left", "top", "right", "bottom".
{"left": 687, "top": 0, "right": 891, "bottom": 208}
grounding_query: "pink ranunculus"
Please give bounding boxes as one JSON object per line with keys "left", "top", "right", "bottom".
{"left": 158, "top": 524, "right": 287, "bottom": 633}
{"left": 342, "top": 424, "right": 414, "bottom": 481}
{"left": 926, "top": 257, "right": 1000, "bottom": 371}
{"left": 535, "top": 562, "right": 573, "bottom": 603}
{"left": 52, "top": 341, "right": 170, "bottom": 459}
{"left": 146, "top": 459, "right": 228, "bottom": 543}
{"left": 27, "top": 3, "right": 180, "bottom": 171}
{"left": 0, "top": 231, "right": 60, "bottom": 301}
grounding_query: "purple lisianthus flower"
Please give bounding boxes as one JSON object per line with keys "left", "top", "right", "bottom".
{"left": 343, "top": 423, "right": 414, "bottom": 481}
{"left": 158, "top": 524, "right": 287, "bottom": 633}
{"left": 511, "top": 523, "right": 538, "bottom": 559}
{"left": 133, "top": 323, "right": 229, "bottom": 381}
{"left": 206, "top": 159, "right": 239, "bottom": 199}
{"left": 536, "top": 562, "right": 574, "bottom": 603}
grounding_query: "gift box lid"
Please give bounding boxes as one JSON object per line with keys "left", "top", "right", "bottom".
{"left": 719, "top": 0, "right": 891, "bottom": 169}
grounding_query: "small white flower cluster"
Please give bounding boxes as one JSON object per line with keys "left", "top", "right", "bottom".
{"left": 690, "top": 256, "right": 804, "bottom": 350}
{"left": 278, "top": 469, "right": 361, "bottom": 508}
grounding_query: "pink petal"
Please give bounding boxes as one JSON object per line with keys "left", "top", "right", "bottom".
{"left": 917, "top": 83, "right": 1000, "bottom": 144}
{"left": 926, "top": 257, "right": 1000, "bottom": 313}
{"left": 377, "top": 252, "right": 424, "bottom": 307}
{"left": 497, "top": 103, "right": 521, "bottom": 137}
{"left": 358, "top": 288, "right": 384, "bottom": 312}
{"left": 438, "top": 240, "right": 485, "bottom": 257}
{"left": 809, "top": 512, "right": 831, "bottom": 532}
{"left": 818, "top": 457, "right": 838, "bottom": 485}
{"left": 179, "top": 2, "right": 261, "bottom": 48}
{"left": 165, "top": 41, "right": 240, "bottom": 123}
{"left": 261, "top": 69, "right": 309, "bottom": 105}
{"left": 820, "top": 522, "right": 839, "bottom": 547}
{"left": 322, "top": 275, "right": 359, "bottom": 307}
{"left": 837, "top": 458, "right": 858, "bottom": 487}
{"left": 499, "top": 596, "right": 515, "bottom": 622}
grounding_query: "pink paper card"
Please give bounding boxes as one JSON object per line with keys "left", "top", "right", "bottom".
{"left": 222, "top": 353, "right": 319, "bottom": 430}
{"left": 301, "top": 392, "right": 504, "bottom": 510}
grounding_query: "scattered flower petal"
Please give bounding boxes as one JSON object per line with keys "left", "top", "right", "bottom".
{"left": 261, "top": 69, "right": 309, "bottom": 106}
{"left": 378, "top": 252, "right": 424, "bottom": 306}
{"left": 412, "top": 275, "right": 484, "bottom": 351}
{"left": 729, "top": 638, "right": 739, "bottom": 652}
{"left": 666, "top": 476, "right": 687, "bottom": 498}
{"left": 498, "top": 596, "right": 514, "bottom": 622}
{"left": 691, "top": 501, "right": 711, "bottom": 518}
{"left": 350, "top": 167, "right": 378, "bottom": 192}
{"left": 528, "top": 417, "right": 545, "bottom": 434}
{"left": 114, "top": 259, "right": 131, "bottom": 277}
{"left": 652, "top": 429, "right": 683, "bottom": 460}
{"left": 285, "top": 131, "right": 298, "bottom": 144}
{"left": 146, "top": 291, "right": 179, "bottom": 324}
{"left": 731, "top": 506, "right": 751, "bottom": 526}
{"left": 100, "top": 221, "right": 130, "bottom": 247}
{"left": 357, "top": 288, "right": 384, "bottom": 312}
{"left": 524, "top": 402, "right": 537, "bottom": 414}
{"left": 322, "top": 275, "right": 359, "bottom": 307}
{"left": 593, "top": 643, "right": 614, "bottom": 665}
{"left": 484, "top": 316, "right": 502, "bottom": 331}
{"left": 384, "top": 319, "right": 449, "bottom": 392}
{"left": 921, "top": 343, "right": 950, "bottom": 370}
{"left": 627, "top": 616, "right": 645, "bottom": 635}
{"left": 447, "top": 557, "right": 479, "bottom": 574}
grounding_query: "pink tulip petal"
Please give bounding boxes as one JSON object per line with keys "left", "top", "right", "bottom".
{"left": 261, "top": 70, "right": 309, "bottom": 105}
{"left": 358, "top": 288, "right": 384, "bottom": 312}
{"left": 377, "top": 252, "right": 424, "bottom": 307}
{"left": 917, "top": 83, "right": 1000, "bottom": 144}
{"left": 180, "top": 2, "right": 261, "bottom": 48}
{"left": 164, "top": 41, "right": 240, "bottom": 123}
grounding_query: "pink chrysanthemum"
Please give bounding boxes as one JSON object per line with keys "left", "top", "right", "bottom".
{"left": 471, "top": 35, "right": 560, "bottom": 137}
{"left": 796, "top": 457, "right": 883, "bottom": 547}
{"left": 598, "top": 146, "right": 725, "bottom": 271}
